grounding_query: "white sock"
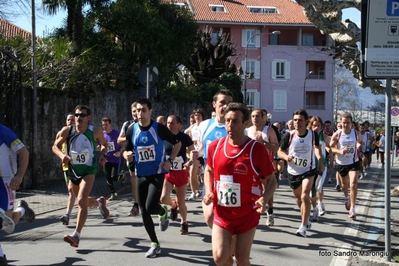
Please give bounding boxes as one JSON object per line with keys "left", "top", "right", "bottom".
{"left": 66, "top": 210, "right": 72, "bottom": 216}
{"left": 97, "top": 199, "right": 102, "bottom": 208}
{"left": 73, "top": 231, "right": 81, "bottom": 238}
{"left": 16, "top": 207, "right": 25, "bottom": 217}
{"left": 0, "top": 245, "right": 4, "bottom": 257}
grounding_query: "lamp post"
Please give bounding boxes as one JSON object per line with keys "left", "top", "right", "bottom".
{"left": 303, "top": 71, "right": 313, "bottom": 109}
{"left": 244, "top": 30, "right": 280, "bottom": 105}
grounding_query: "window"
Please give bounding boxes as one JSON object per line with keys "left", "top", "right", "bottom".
{"left": 306, "top": 91, "right": 325, "bottom": 109}
{"left": 210, "top": 4, "right": 225, "bottom": 12}
{"left": 302, "top": 34, "right": 314, "bottom": 46}
{"left": 247, "top": 6, "right": 278, "bottom": 14}
{"left": 269, "top": 34, "right": 278, "bottom": 45}
{"left": 211, "top": 32, "right": 219, "bottom": 45}
{"left": 241, "top": 59, "right": 260, "bottom": 79}
{"left": 243, "top": 89, "right": 260, "bottom": 108}
{"left": 273, "top": 90, "right": 287, "bottom": 112}
{"left": 242, "top": 29, "right": 260, "bottom": 48}
{"left": 318, "top": 67, "right": 325, "bottom": 79}
{"left": 272, "top": 59, "right": 290, "bottom": 80}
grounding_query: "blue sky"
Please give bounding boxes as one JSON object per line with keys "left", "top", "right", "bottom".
{"left": 11, "top": 4, "right": 385, "bottom": 105}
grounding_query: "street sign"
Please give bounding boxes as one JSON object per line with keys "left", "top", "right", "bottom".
{"left": 138, "top": 64, "right": 159, "bottom": 87}
{"left": 392, "top": 107, "right": 399, "bottom": 126}
{"left": 364, "top": 0, "right": 399, "bottom": 78}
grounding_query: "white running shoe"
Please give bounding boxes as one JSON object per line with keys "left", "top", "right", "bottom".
{"left": 318, "top": 202, "right": 326, "bottom": 216}
{"left": 0, "top": 208, "right": 15, "bottom": 234}
{"left": 296, "top": 225, "right": 307, "bottom": 237}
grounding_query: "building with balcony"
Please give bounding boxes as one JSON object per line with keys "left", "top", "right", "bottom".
{"left": 175, "top": 0, "right": 334, "bottom": 123}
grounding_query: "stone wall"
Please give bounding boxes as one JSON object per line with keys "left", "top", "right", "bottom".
{"left": 20, "top": 88, "right": 213, "bottom": 188}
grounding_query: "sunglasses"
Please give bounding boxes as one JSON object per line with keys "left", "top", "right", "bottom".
{"left": 75, "top": 113, "right": 88, "bottom": 118}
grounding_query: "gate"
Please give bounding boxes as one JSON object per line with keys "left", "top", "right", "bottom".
{"left": 0, "top": 48, "right": 24, "bottom": 137}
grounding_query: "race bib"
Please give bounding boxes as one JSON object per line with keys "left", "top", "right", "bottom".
{"left": 345, "top": 145, "right": 356, "bottom": 157}
{"left": 217, "top": 176, "right": 241, "bottom": 207}
{"left": 292, "top": 156, "right": 308, "bottom": 168}
{"left": 137, "top": 145, "right": 156, "bottom": 162}
{"left": 166, "top": 155, "right": 184, "bottom": 170}
{"left": 107, "top": 142, "right": 115, "bottom": 152}
{"left": 70, "top": 149, "right": 90, "bottom": 165}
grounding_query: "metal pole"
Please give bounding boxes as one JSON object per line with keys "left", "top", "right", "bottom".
{"left": 146, "top": 65, "right": 150, "bottom": 99}
{"left": 31, "top": 0, "right": 38, "bottom": 188}
{"left": 385, "top": 78, "right": 392, "bottom": 261}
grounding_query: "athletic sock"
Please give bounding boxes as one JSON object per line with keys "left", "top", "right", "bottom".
{"left": 16, "top": 206, "right": 25, "bottom": 217}
{"left": 267, "top": 208, "right": 273, "bottom": 215}
{"left": 66, "top": 210, "right": 72, "bottom": 216}
{"left": 0, "top": 245, "right": 4, "bottom": 257}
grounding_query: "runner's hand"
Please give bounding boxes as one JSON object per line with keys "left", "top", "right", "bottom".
{"left": 203, "top": 192, "right": 214, "bottom": 205}
{"left": 255, "top": 197, "right": 266, "bottom": 214}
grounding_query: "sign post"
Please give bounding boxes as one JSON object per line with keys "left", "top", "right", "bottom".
{"left": 362, "top": 0, "right": 399, "bottom": 261}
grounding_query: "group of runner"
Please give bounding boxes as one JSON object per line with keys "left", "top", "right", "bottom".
{"left": 0, "top": 88, "right": 376, "bottom": 265}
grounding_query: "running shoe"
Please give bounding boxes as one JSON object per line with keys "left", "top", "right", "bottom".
{"left": 328, "top": 178, "right": 332, "bottom": 184}
{"left": 180, "top": 222, "right": 188, "bottom": 235}
{"left": 145, "top": 242, "right": 161, "bottom": 258}
{"left": 335, "top": 184, "right": 341, "bottom": 192}
{"left": 195, "top": 190, "right": 202, "bottom": 199}
{"left": 60, "top": 214, "right": 70, "bottom": 226}
{"left": 364, "top": 171, "right": 368, "bottom": 177}
{"left": 18, "top": 200, "right": 35, "bottom": 223}
{"left": 306, "top": 221, "right": 312, "bottom": 231}
{"left": 359, "top": 173, "right": 364, "bottom": 180}
{"left": 109, "top": 193, "right": 118, "bottom": 201}
{"left": 266, "top": 213, "right": 274, "bottom": 226}
{"left": 187, "top": 193, "right": 196, "bottom": 201}
{"left": 0, "top": 255, "right": 7, "bottom": 266}
{"left": 318, "top": 202, "right": 326, "bottom": 216}
{"left": 97, "top": 196, "right": 110, "bottom": 219}
{"left": 0, "top": 208, "right": 15, "bottom": 234}
{"left": 63, "top": 233, "right": 80, "bottom": 247}
{"left": 344, "top": 196, "right": 350, "bottom": 211}
{"left": 311, "top": 209, "right": 319, "bottom": 222}
{"left": 128, "top": 204, "right": 140, "bottom": 216}
{"left": 170, "top": 200, "right": 178, "bottom": 221}
{"left": 296, "top": 225, "right": 307, "bottom": 237}
{"left": 159, "top": 204, "right": 169, "bottom": 231}
{"left": 349, "top": 208, "right": 356, "bottom": 219}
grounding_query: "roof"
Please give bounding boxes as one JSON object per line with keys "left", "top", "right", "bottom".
{"left": 187, "top": 0, "right": 312, "bottom": 25}
{"left": 0, "top": 18, "right": 32, "bottom": 40}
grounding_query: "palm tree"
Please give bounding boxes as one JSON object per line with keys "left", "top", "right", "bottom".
{"left": 42, "top": 0, "right": 84, "bottom": 52}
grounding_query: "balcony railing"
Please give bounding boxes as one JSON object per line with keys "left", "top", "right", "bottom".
{"left": 307, "top": 74, "right": 325, "bottom": 79}
{"left": 305, "top": 104, "right": 325, "bottom": 110}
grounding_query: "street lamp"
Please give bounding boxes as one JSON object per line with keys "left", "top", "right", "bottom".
{"left": 303, "top": 71, "right": 313, "bottom": 109}
{"left": 243, "top": 30, "right": 280, "bottom": 105}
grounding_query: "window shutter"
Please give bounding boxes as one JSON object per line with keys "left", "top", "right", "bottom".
{"left": 271, "top": 60, "right": 276, "bottom": 79}
{"left": 285, "top": 61, "right": 290, "bottom": 80}
{"left": 255, "top": 30, "right": 261, "bottom": 47}
{"left": 241, "top": 60, "right": 245, "bottom": 79}
{"left": 255, "top": 61, "right": 260, "bottom": 79}
{"left": 242, "top": 29, "right": 247, "bottom": 47}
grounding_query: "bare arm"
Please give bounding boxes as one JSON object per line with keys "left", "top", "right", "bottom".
{"left": 52, "top": 126, "right": 71, "bottom": 163}
{"left": 203, "top": 164, "right": 214, "bottom": 205}
{"left": 10, "top": 146, "right": 29, "bottom": 191}
{"left": 329, "top": 132, "right": 343, "bottom": 155}
{"left": 265, "top": 127, "right": 279, "bottom": 153}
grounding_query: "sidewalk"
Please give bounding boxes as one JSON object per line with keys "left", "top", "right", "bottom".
{"left": 16, "top": 172, "right": 132, "bottom": 215}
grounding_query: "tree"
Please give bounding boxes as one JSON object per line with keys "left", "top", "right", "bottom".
{"left": 42, "top": 0, "right": 87, "bottom": 52}
{"left": 295, "top": 0, "right": 398, "bottom": 97}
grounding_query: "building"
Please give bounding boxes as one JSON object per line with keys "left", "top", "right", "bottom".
{"left": 177, "top": 0, "right": 334, "bottom": 123}
{"left": 0, "top": 18, "right": 32, "bottom": 40}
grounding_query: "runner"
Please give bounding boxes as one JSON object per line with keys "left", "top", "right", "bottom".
{"left": 359, "top": 123, "right": 372, "bottom": 179}
{"left": 323, "top": 120, "right": 334, "bottom": 184}
{"left": 59, "top": 112, "right": 76, "bottom": 226}
{"left": 246, "top": 109, "right": 279, "bottom": 226}
{"left": 203, "top": 102, "right": 275, "bottom": 265}
{"left": 197, "top": 88, "right": 233, "bottom": 228}
{"left": 122, "top": 97, "right": 182, "bottom": 258}
{"left": 278, "top": 109, "right": 324, "bottom": 237}
{"left": 330, "top": 113, "right": 362, "bottom": 219}
{"left": 0, "top": 124, "right": 33, "bottom": 265}
{"left": 101, "top": 117, "right": 122, "bottom": 200}
{"left": 186, "top": 108, "right": 205, "bottom": 201}
{"left": 117, "top": 102, "right": 139, "bottom": 216}
{"left": 53, "top": 105, "right": 110, "bottom": 247}
{"left": 307, "top": 116, "right": 330, "bottom": 220}
{"left": 160, "top": 114, "right": 195, "bottom": 235}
